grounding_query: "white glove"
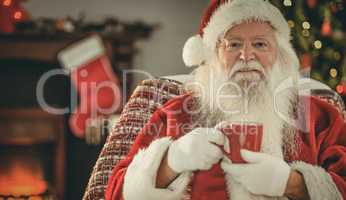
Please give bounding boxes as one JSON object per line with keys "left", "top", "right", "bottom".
{"left": 221, "top": 149, "right": 291, "bottom": 197}
{"left": 167, "top": 128, "right": 230, "bottom": 173}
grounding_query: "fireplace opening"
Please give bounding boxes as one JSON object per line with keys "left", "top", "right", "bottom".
{"left": 0, "top": 109, "right": 65, "bottom": 200}
{"left": 0, "top": 145, "right": 54, "bottom": 197}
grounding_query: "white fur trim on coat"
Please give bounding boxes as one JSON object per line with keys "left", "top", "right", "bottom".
{"left": 290, "top": 161, "right": 343, "bottom": 200}
{"left": 123, "top": 137, "right": 192, "bottom": 200}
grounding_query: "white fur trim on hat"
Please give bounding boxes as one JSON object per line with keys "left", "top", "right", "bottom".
{"left": 203, "top": 0, "right": 290, "bottom": 52}
{"left": 182, "top": 0, "right": 291, "bottom": 67}
{"left": 182, "top": 35, "right": 206, "bottom": 67}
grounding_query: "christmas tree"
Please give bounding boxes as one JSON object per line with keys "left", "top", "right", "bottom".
{"left": 271, "top": 0, "right": 346, "bottom": 95}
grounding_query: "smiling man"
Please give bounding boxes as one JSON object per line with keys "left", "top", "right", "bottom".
{"left": 105, "top": 0, "right": 346, "bottom": 200}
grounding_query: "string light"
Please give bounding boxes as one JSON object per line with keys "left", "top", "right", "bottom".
{"left": 283, "top": 0, "right": 292, "bottom": 7}
{"left": 302, "top": 30, "right": 310, "bottom": 37}
{"left": 329, "top": 68, "right": 338, "bottom": 78}
{"left": 288, "top": 20, "right": 295, "bottom": 28}
{"left": 3, "top": 0, "right": 11, "bottom": 6}
{"left": 14, "top": 11, "right": 22, "bottom": 20}
{"left": 334, "top": 52, "right": 341, "bottom": 61}
{"left": 302, "top": 21, "right": 311, "bottom": 29}
{"left": 321, "top": 19, "right": 332, "bottom": 36}
{"left": 314, "top": 40, "right": 322, "bottom": 49}
{"left": 336, "top": 84, "right": 344, "bottom": 94}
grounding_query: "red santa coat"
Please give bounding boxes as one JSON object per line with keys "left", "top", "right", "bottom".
{"left": 105, "top": 94, "right": 346, "bottom": 200}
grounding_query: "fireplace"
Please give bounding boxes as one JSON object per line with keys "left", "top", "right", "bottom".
{"left": 0, "top": 44, "right": 88, "bottom": 199}
{"left": 0, "top": 28, "right": 153, "bottom": 198}
{"left": 0, "top": 108, "right": 65, "bottom": 200}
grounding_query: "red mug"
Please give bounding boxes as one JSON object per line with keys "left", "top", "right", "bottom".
{"left": 217, "top": 122, "right": 263, "bottom": 163}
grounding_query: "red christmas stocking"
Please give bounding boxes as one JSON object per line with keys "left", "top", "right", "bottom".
{"left": 58, "top": 35, "right": 122, "bottom": 138}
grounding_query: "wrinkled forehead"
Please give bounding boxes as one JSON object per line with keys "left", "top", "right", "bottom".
{"left": 223, "top": 21, "right": 277, "bottom": 40}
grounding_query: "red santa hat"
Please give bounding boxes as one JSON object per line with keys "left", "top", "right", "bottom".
{"left": 183, "top": 0, "right": 291, "bottom": 67}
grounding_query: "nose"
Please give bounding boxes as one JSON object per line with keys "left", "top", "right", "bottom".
{"left": 239, "top": 43, "right": 255, "bottom": 63}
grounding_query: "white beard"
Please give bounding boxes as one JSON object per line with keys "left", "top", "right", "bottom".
{"left": 187, "top": 58, "right": 298, "bottom": 200}
{"left": 223, "top": 63, "right": 292, "bottom": 200}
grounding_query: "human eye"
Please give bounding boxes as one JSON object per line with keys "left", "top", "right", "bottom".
{"left": 253, "top": 40, "right": 269, "bottom": 49}
{"left": 225, "top": 40, "right": 242, "bottom": 51}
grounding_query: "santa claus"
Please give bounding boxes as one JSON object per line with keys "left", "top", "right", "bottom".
{"left": 105, "top": 0, "right": 345, "bottom": 200}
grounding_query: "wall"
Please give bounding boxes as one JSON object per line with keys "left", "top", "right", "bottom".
{"left": 24, "top": 0, "right": 209, "bottom": 87}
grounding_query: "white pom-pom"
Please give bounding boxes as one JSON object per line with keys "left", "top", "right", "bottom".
{"left": 182, "top": 35, "right": 205, "bottom": 67}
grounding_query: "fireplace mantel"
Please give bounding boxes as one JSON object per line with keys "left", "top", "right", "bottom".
{"left": 0, "top": 33, "right": 134, "bottom": 65}
{"left": 0, "top": 34, "right": 81, "bottom": 63}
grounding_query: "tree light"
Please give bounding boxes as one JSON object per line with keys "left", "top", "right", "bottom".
{"left": 288, "top": 20, "right": 295, "bottom": 28}
{"left": 302, "top": 30, "right": 310, "bottom": 37}
{"left": 333, "top": 52, "right": 341, "bottom": 61}
{"left": 314, "top": 40, "right": 322, "bottom": 49}
{"left": 302, "top": 21, "right": 311, "bottom": 29}
{"left": 3, "top": 0, "right": 11, "bottom": 6}
{"left": 336, "top": 84, "right": 344, "bottom": 94}
{"left": 283, "top": 0, "right": 292, "bottom": 7}
{"left": 14, "top": 11, "right": 22, "bottom": 20}
{"left": 329, "top": 68, "right": 338, "bottom": 78}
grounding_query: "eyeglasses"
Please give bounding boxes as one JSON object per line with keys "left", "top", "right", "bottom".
{"left": 220, "top": 38, "right": 271, "bottom": 52}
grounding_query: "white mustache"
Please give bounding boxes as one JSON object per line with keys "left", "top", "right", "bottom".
{"left": 228, "top": 60, "right": 266, "bottom": 79}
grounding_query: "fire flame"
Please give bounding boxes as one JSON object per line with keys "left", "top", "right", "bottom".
{"left": 0, "top": 159, "right": 47, "bottom": 197}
